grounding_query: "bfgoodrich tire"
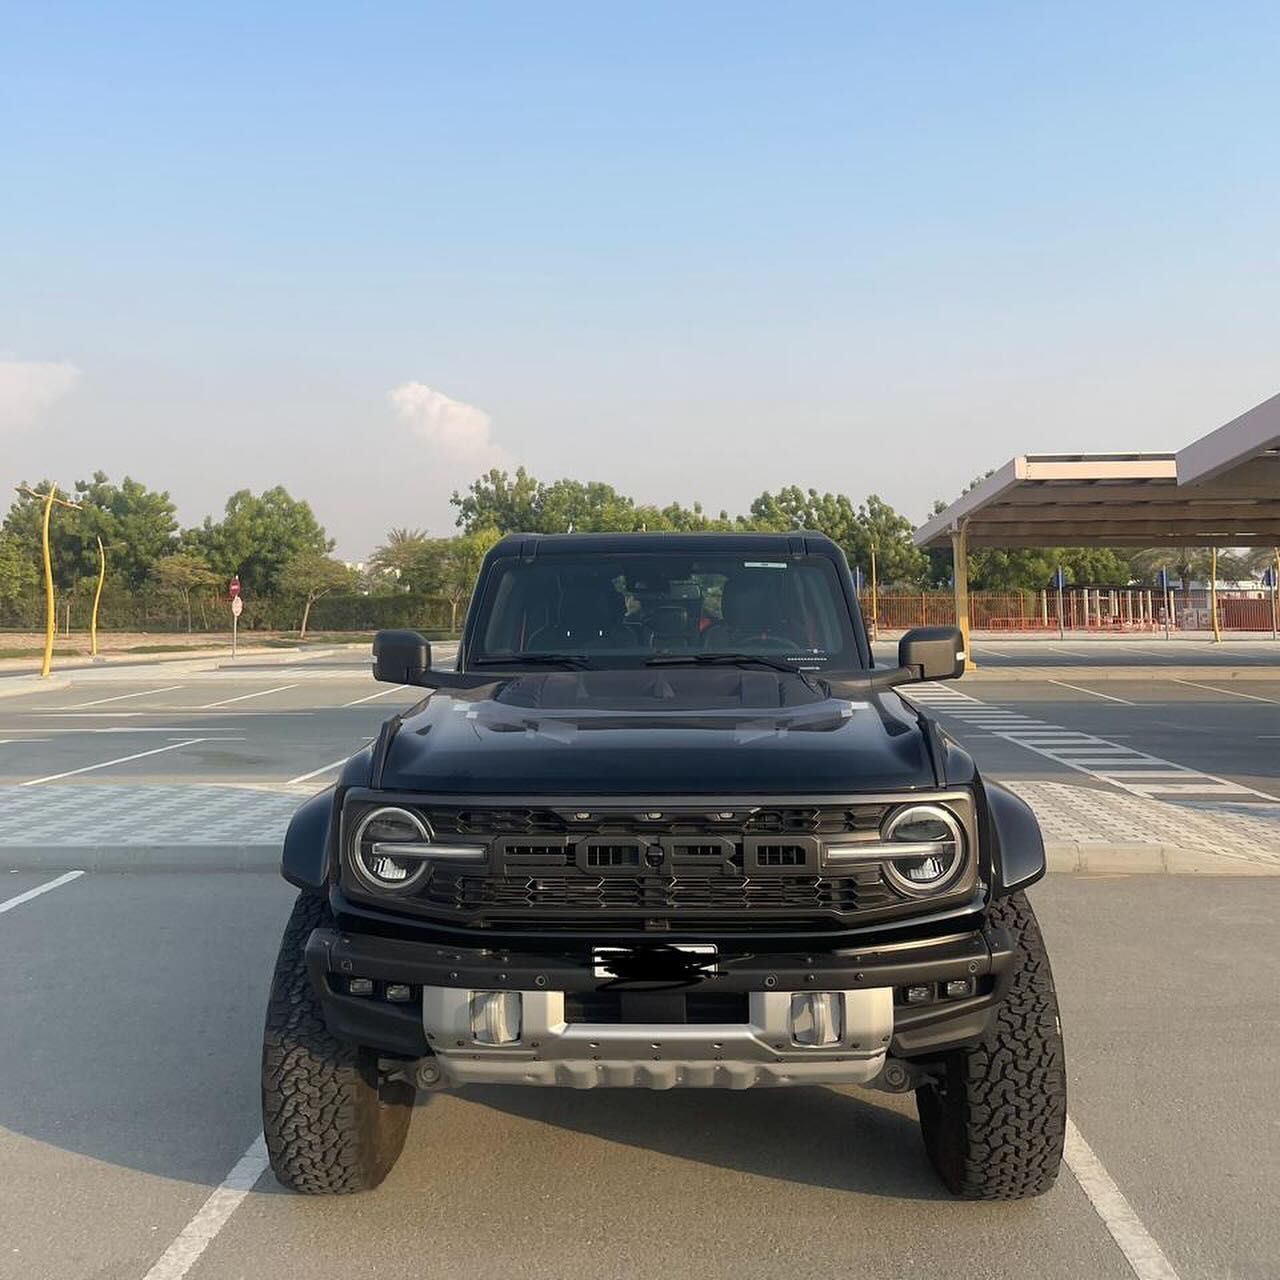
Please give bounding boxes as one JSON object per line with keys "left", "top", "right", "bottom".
{"left": 915, "top": 891, "right": 1067, "bottom": 1200}
{"left": 261, "top": 892, "right": 415, "bottom": 1194}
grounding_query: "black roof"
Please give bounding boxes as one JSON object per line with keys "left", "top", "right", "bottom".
{"left": 490, "top": 530, "right": 844, "bottom": 558}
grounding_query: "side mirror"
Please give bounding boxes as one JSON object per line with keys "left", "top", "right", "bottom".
{"left": 898, "top": 626, "right": 966, "bottom": 682}
{"left": 372, "top": 629, "right": 432, "bottom": 685}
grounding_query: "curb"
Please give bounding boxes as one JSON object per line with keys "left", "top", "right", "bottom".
{"left": 0, "top": 676, "right": 71, "bottom": 700}
{"left": 5, "top": 841, "right": 1278, "bottom": 875}
{"left": 1044, "top": 840, "right": 1280, "bottom": 876}
{"left": 1, "top": 843, "right": 282, "bottom": 872}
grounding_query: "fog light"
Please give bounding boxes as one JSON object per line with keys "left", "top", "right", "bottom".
{"left": 904, "top": 984, "right": 933, "bottom": 1005}
{"left": 471, "top": 991, "right": 522, "bottom": 1045}
{"left": 348, "top": 977, "right": 374, "bottom": 996}
{"left": 790, "top": 992, "right": 843, "bottom": 1046}
{"left": 384, "top": 983, "right": 413, "bottom": 1003}
{"left": 944, "top": 978, "right": 975, "bottom": 999}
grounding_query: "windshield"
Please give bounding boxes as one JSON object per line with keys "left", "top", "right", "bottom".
{"left": 469, "top": 552, "right": 861, "bottom": 669}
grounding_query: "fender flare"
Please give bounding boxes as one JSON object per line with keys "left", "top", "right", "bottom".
{"left": 281, "top": 787, "right": 338, "bottom": 892}
{"left": 982, "top": 778, "right": 1046, "bottom": 897}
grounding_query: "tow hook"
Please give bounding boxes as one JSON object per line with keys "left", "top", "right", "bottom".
{"left": 868, "top": 1058, "right": 932, "bottom": 1094}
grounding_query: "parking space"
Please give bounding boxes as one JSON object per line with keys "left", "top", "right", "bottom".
{"left": 3, "top": 867, "right": 1275, "bottom": 1279}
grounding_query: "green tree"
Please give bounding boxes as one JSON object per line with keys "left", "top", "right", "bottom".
{"left": 73, "top": 472, "right": 178, "bottom": 589}
{"left": 747, "top": 487, "right": 926, "bottom": 585}
{"left": 369, "top": 527, "right": 430, "bottom": 583}
{"left": 1128, "top": 547, "right": 1250, "bottom": 591}
{"left": 452, "top": 468, "right": 543, "bottom": 534}
{"left": 188, "top": 487, "right": 332, "bottom": 597}
{"left": 0, "top": 531, "right": 39, "bottom": 604}
{"left": 152, "top": 553, "right": 220, "bottom": 632}
{"left": 440, "top": 529, "right": 501, "bottom": 631}
{"left": 3, "top": 480, "right": 91, "bottom": 594}
{"left": 281, "top": 551, "right": 356, "bottom": 638}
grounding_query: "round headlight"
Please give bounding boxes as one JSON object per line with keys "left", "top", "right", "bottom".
{"left": 351, "top": 806, "right": 431, "bottom": 892}
{"left": 882, "top": 804, "right": 965, "bottom": 896}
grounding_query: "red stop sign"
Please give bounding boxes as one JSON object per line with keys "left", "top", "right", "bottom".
{"left": 229, "top": 576, "right": 241, "bottom": 600}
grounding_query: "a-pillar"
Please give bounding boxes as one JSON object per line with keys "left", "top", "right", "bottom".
{"left": 950, "top": 522, "right": 976, "bottom": 671}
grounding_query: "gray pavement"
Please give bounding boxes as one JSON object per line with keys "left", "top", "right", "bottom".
{"left": 2, "top": 642, "right": 1279, "bottom": 1278}
{"left": 2, "top": 870, "right": 1275, "bottom": 1279}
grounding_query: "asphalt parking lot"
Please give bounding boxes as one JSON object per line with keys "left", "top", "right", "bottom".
{"left": 1, "top": 637, "right": 1278, "bottom": 1280}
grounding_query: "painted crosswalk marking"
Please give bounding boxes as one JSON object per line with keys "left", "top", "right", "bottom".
{"left": 903, "top": 683, "right": 1278, "bottom": 802}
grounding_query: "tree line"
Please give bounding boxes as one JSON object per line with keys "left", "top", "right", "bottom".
{"left": 2, "top": 467, "right": 1272, "bottom": 638}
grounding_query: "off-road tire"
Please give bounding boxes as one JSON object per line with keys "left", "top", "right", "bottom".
{"left": 915, "top": 891, "right": 1067, "bottom": 1199}
{"left": 261, "top": 892, "right": 415, "bottom": 1194}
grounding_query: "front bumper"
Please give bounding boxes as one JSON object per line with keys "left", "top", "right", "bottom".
{"left": 305, "top": 924, "right": 1015, "bottom": 1089}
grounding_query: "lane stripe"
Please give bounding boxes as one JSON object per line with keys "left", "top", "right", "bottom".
{"left": 140, "top": 1135, "right": 268, "bottom": 1280}
{"left": 0, "top": 870, "right": 85, "bottom": 915}
{"left": 1047, "top": 680, "right": 1135, "bottom": 705}
{"left": 1171, "top": 678, "right": 1280, "bottom": 705}
{"left": 19, "top": 738, "right": 207, "bottom": 786}
{"left": 1065, "top": 1117, "right": 1181, "bottom": 1280}
{"left": 68, "top": 684, "right": 185, "bottom": 708}
{"left": 287, "top": 755, "right": 351, "bottom": 785}
{"left": 342, "top": 684, "right": 408, "bottom": 707}
{"left": 198, "top": 684, "right": 299, "bottom": 709}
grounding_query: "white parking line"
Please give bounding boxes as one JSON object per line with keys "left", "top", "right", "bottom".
{"left": 198, "top": 684, "right": 298, "bottom": 709}
{"left": 1171, "top": 678, "right": 1280, "bottom": 705}
{"left": 68, "top": 684, "right": 185, "bottom": 708}
{"left": 141, "top": 1134, "right": 268, "bottom": 1280}
{"left": 1047, "top": 680, "right": 1134, "bottom": 705}
{"left": 342, "top": 684, "right": 407, "bottom": 707}
{"left": 19, "top": 738, "right": 208, "bottom": 786}
{"left": 1065, "top": 1117, "right": 1181, "bottom": 1279}
{"left": 287, "top": 755, "right": 351, "bottom": 785}
{"left": 0, "top": 870, "right": 85, "bottom": 915}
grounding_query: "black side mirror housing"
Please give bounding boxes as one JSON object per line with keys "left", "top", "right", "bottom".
{"left": 898, "top": 626, "right": 966, "bottom": 682}
{"left": 372, "top": 629, "right": 432, "bottom": 685}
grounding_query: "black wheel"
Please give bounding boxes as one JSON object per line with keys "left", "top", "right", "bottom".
{"left": 261, "top": 892, "right": 415, "bottom": 1194}
{"left": 915, "top": 891, "right": 1067, "bottom": 1200}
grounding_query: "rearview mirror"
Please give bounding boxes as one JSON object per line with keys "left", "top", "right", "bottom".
{"left": 372, "top": 629, "right": 432, "bottom": 685}
{"left": 897, "top": 626, "right": 965, "bottom": 682}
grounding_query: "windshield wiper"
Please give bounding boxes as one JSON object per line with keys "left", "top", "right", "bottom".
{"left": 472, "top": 654, "right": 594, "bottom": 670}
{"left": 646, "top": 653, "right": 812, "bottom": 676}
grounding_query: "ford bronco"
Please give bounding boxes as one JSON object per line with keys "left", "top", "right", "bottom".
{"left": 261, "top": 532, "right": 1066, "bottom": 1198}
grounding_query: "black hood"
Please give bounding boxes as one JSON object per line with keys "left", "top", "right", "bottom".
{"left": 379, "top": 668, "right": 936, "bottom": 796}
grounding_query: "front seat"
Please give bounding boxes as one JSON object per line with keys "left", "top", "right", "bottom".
{"left": 527, "top": 581, "right": 633, "bottom": 651}
{"left": 701, "top": 576, "right": 800, "bottom": 650}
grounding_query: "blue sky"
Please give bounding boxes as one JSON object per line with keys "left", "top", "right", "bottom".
{"left": 4, "top": 2, "right": 1279, "bottom": 555}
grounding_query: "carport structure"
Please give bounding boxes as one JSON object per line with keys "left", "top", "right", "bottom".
{"left": 913, "top": 390, "right": 1280, "bottom": 658}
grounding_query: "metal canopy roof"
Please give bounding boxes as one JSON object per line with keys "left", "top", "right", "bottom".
{"left": 914, "top": 392, "right": 1280, "bottom": 550}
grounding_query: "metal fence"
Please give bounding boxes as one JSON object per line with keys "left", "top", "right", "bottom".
{"left": 859, "top": 589, "right": 1280, "bottom": 633}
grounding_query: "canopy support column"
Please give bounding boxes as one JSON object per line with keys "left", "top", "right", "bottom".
{"left": 950, "top": 522, "right": 975, "bottom": 671}
{"left": 1210, "top": 546, "right": 1222, "bottom": 642}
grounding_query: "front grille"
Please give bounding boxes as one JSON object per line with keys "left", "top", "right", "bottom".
{"left": 417, "top": 866, "right": 896, "bottom": 920}
{"left": 351, "top": 801, "right": 950, "bottom": 929}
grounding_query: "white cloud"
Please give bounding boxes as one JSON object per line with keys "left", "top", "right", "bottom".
{"left": 389, "top": 381, "right": 508, "bottom": 464}
{"left": 0, "top": 357, "right": 81, "bottom": 431}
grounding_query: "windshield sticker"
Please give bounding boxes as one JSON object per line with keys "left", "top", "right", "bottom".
{"left": 743, "top": 561, "right": 787, "bottom": 569}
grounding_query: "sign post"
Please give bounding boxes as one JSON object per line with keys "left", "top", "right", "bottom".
{"left": 1157, "top": 568, "right": 1171, "bottom": 640}
{"left": 1264, "top": 565, "right": 1278, "bottom": 642}
{"left": 229, "top": 576, "right": 242, "bottom": 658}
{"left": 1053, "top": 567, "right": 1066, "bottom": 640}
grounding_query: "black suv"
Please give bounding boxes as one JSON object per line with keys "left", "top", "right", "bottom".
{"left": 261, "top": 533, "right": 1066, "bottom": 1198}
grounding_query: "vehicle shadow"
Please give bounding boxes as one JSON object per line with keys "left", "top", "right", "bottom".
{"left": 459, "top": 1082, "right": 950, "bottom": 1201}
